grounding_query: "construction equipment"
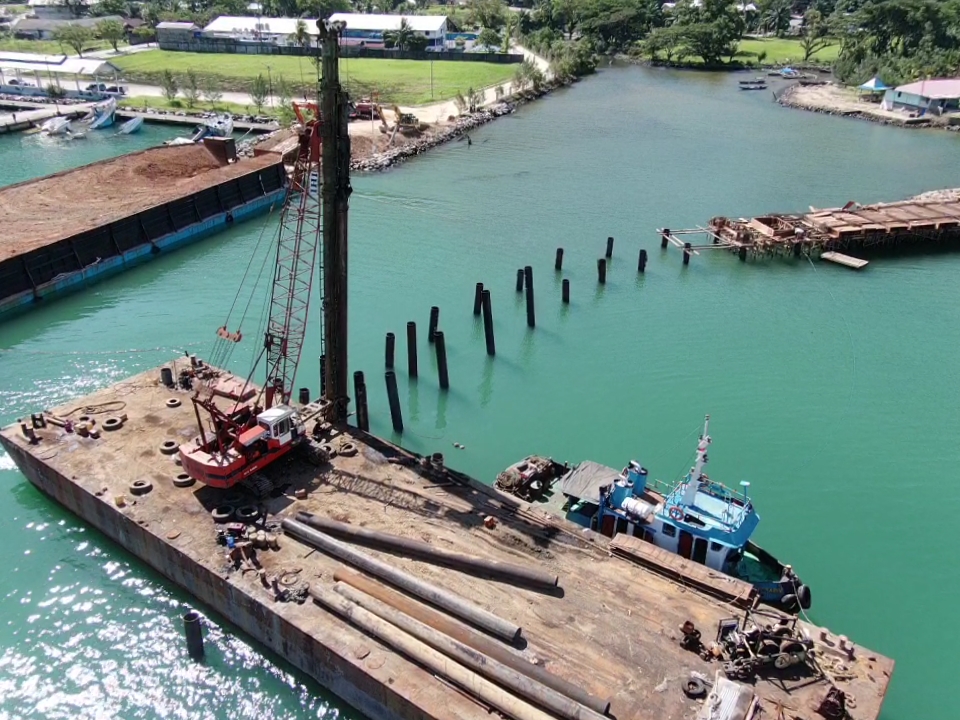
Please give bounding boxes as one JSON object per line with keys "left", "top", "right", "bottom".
{"left": 716, "top": 608, "right": 815, "bottom": 681}
{"left": 350, "top": 100, "right": 379, "bottom": 120}
{"left": 178, "top": 104, "right": 324, "bottom": 489}
{"left": 392, "top": 104, "right": 420, "bottom": 132}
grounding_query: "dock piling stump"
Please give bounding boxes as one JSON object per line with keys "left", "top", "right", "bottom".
{"left": 516, "top": 268, "right": 524, "bottom": 292}
{"left": 555, "top": 248, "right": 564, "bottom": 271}
{"left": 472, "top": 283, "right": 483, "bottom": 316}
{"left": 298, "top": 387, "right": 310, "bottom": 405}
{"left": 597, "top": 258, "right": 606, "bottom": 284}
{"left": 661, "top": 228, "right": 670, "bottom": 249}
{"left": 524, "top": 266, "right": 535, "bottom": 328}
{"left": 385, "top": 332, "right": 395, "bottom": 369}
{"left": 435, "top": 332, "right": 450, "bottom": 390}
{"left": 738, "top": 247, "right": 747, "bottom": 262}
{"left": 683, "top": 242, "right": 692, "bottom": 266}
{"left": 638, "top": 249, "right": 648, "bottom": 273}
{"left": 385, "top": 371, "right": 403, "bottom": 433}
{"left": 793, "top": 242, "right": 802, "bottom": 258}
{"left": 481, "top": 289, "right": 495, "bottom": 356}
{"left": 183, "top": 611, "right": 204, "bottom": 660}
{"left": 428, "top": 306, "right": 439, "bottom": 343}
{"left": 406, "top": 322, "right": 418, "bottom": 378}
{"left": 319, "top": 354, "right": 326, "bottom": 397}
{"left": 562, "top": 278, "right": 570, "bottom": 304}
{"left": 606, "top": 236, "right": 614, "bottom": 259}
{"left": 353, "top": 371, "right": 369, "bottom": 432}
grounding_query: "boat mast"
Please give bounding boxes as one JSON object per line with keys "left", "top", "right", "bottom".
{"left": 680, "top": 414, "right": 711, "bottom": 505}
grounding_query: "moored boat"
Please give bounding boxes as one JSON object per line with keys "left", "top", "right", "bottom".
{"left": 40, "top": 116, "right": 71, "bottom": 135}
{"left": 81, "top": 97, "right": 117, "bottom": 130}
{"left": 118, "top": 115, "right": 144, "bottom": 134}
{"left": 497, "top": 416, "right": 812, "bottom": 613}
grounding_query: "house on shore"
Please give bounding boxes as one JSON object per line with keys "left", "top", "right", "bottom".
{"left": 881, "top": 78, "right": 960, "bottom": 115}
{"left": 328, "top": 13, "right": 448, "bottom": 50}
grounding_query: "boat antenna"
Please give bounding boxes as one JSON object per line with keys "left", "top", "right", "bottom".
{"left": 680, "top": 414, "right": 710, "bottom": 506}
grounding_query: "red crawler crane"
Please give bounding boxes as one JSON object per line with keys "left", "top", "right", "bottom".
{"left": 179, "top": 104, "right": 323, "bottom": 489}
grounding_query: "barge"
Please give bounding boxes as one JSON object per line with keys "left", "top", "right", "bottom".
{"left": 0, "top": 140, "right": 286, "bottom": 321}
{"left": 0, "top": 364, "right": 894, "bottom": 720}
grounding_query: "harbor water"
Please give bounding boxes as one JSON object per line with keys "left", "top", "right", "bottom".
{"left": 2, "top": 67, "right": 958, "bottom": 719}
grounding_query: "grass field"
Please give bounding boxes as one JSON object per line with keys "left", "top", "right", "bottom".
{"left": 738, "top": 37, "right": 840, "bottom": 64}
{"left": 114, "top": 51, "right": 517, "bottom": 105}
{"left": 0, "top": 38, "right": 112, "bottom": 56}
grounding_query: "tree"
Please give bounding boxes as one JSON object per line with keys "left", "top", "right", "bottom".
{"left": 160, "top": 69, "right": 179, "bottom": 101}
{"left": 297, "top": 0, "right": 350, "bottom": 19}
{"left": 407, "top": 34, "right": 429, "bottom": 52}
{"left": 643, "top": 25, "right": 688, "bottom": 64}
{"left": 250, "top": 73, "right": 270, "bottom": 113}
{"left": 202, "top": 78, "right": 223, "bottom": 107}
{"left": 799, "top": 9, "right": 832, "bottom": 61}
{"left": 384, "top": 18, "right": 416, "bottom": 51}
{"left": 92, "top": 0, "right": 128, "bottom": 16}
{"left": 757, "top": 0, "right": 791, "bottom": 37}
{"left": 501, "top": 12, "right": 518, "bottom": 53}
{"left": 53, "top": 25, "right": 94, "bottom": 57}
{"left": 477, "top": 27, "right": 501, "bottom": 49}
{"left": 288, "top": 18, "right": 311, "bottom": 50}
{"left": 183, "top": 68, "right": 202, "bottom": 108}
{"left": 60, "top": 0, "right": 89, "bottom": 18}
{"left": 468, "top": 0, "right": 506, "bottom": 30}
{"left": 95, "top": 19, "right": 126, "bottom": 52}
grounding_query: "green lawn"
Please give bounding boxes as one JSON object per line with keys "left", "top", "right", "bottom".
{"left": 0, "top": 37, "right": 112, "bottom": 56}
{"left": 114, "top": 50, "right": 517, "bottom": 105}
{"left": 738, "top": 37, "right": 840, "bottom": 64}
{"left": 120, "top": 95, "right": 282, "bottom": 118}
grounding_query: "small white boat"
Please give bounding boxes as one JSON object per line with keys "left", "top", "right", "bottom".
{"left": 206, "top": 113, "right": 233, "bottom": 137}
{"left": 165, "top": 136, "right": 195, "bottom": 146}
{"left": 118, "top": 116, "right": 144, "bottom": 134}
{"left": 85, "top": 97, "right": 117, "bottom": 130}
{"left": 40, "top": 116, "right": 71, "bottom": 135}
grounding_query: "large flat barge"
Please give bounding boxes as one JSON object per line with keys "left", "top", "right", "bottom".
{"left": 0, "top": 364, "right": 894, "bottom": 720}
{"left": 0, "top": 143, "right": 286, "bottom": 321}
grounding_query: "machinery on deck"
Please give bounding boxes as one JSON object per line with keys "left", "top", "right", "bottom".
{"left": 178, "top": 101, "right": 324, "bottom": 489}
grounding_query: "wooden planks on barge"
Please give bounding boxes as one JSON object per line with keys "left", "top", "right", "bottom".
{"left": 609, "top": 534, "right": 757, "bottom": 607}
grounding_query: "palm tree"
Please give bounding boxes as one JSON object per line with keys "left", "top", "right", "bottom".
{"left": 384, "top": 18, "right": 416, "bottom": 51}
{"left": 289, "top": 18, "right": 310, "bottom": 50}
{"left": 758, "top": 0, "right": 791, "bottom": 38}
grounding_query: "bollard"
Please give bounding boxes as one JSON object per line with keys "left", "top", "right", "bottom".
{"left": 319, "top": 354, "right": 326, "bottom": 396}
{"left": 385, "top": 371, "right": 403, "bottom": 433}
{"left": 435, "top": 331, "right": 449, "bottom": 390}
{"left": 606, "top": 236, "right": 614, "bottom": 259}
{"left": 481, "top": 289, "right": 495, "bottom": 356}
{"left": 353, "top": 372, "right": 369, "bottom": 432}
{"left": 739, "top": 247, "right": 747, "bottom": 262}
{"left": 183, "top": 611, "right": 204, "bottom": 660}
{"left": 555, "top": 248, "right": 564, "bottom": 271}
{"left": 428, "top": 306, "right": 439, "bottom": 343}
{"left": 597, "top": 258, "right": 606, "bottom": 284}
{"left": 524, "top": 266, "right": 535, "bottom": 328}
{"left": 683, "top": 242, "right": 692, "bottom": 266}
{"left": 473, "top": 282, "right": 483, "bottom": 316}
{"left": 406, "top": 322, "right": 418, "bottom": 378}
{"left": 298, "top": 387, "right": 310, "bottom": 405}
{"left": 562, "top": 278, "right": 570, "bottom": 304}
{"left": 515, "top": 268, "right": 524, "bottom": 293}
{"left": 385, "top": 332, "right": 395, "bottom": 369}
{"left": 661, "top": 228, "right": 671, "bottom": 249}
{"left": 638, "top": 249, "right": 648, "bottom": 273}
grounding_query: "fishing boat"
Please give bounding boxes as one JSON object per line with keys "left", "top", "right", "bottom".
{"left": 739, "top": 83, "right": 767, "bottom": 91}
{"left": 40, "top": 116, "right": 71, "bottom": 135}
{"left": 496, "top": 416, "right": 812, "bottom": 612}
{"left": 117, "top": 115, "right": 144, "bottom": 134}
{"left": 739, "top": 77, "right": 766, "bottom": 85}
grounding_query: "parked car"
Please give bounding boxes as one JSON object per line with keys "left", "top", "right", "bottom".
{"left": 8, "top": 79, "right": 33, "bottom": 87}
{"left": 86, "top": 83, "right": 126, "bottom": 95}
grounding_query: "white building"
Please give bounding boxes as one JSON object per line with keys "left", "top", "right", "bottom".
{"left": 202, "top": 15, "right": 319, "bottom": 45}
{"left": 327, "top": 13, "right": 447, "bottom": 50}
{"left": 881, "top": 78, "right": 960, "bottom": 115}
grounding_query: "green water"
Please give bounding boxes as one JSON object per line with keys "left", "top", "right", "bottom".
{"left": 2, "top": 66, "right": 957, "bottom": 719}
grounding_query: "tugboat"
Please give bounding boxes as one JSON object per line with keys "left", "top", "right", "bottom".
{"left": 498, "top": 416, "right": 812, "bottom": 613}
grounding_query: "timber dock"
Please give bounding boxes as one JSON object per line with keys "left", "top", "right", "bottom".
{"left": 0, "top": 141, "right": 286, "bottom": 321}
{"left": 662, "top": 194, "right": 960, "bottom": 268}
{"left": 0, "top": 364, "right": 895, "bottom": 720}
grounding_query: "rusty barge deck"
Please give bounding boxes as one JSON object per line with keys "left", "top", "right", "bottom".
{"left": 0, "top": 365, "right": 894, "bottom": 720}
{"left": 662, "top": 195, "right": 960, "bottom": 268}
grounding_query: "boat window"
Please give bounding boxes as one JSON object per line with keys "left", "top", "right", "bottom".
{"left": 662, "top": 523, "right": 676, "bottom": 537}
{"left": 615, "top": 517, "right": 628, "bottom": 535}
{"left": 710, "top": 542, "right": 722, "bottom": 552}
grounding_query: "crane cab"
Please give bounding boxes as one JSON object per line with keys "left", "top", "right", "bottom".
{"left": 244, "top": 405, "right": 303, "bottom": 450}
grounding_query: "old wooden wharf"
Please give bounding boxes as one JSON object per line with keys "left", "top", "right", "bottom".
{"left": 661, "top": 195, "right": 960, "bottom": 269}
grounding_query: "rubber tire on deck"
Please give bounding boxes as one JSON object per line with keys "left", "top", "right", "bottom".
{"left": 212, "top": 505, "right": 235, "bottom": 523}
{"left": 166, "top": 398, "right": 182, "bottom": 408}
{"left": 130, "top": 479, "right": 153, "bottom": 496}
{"left": 319, "top": 443, "right": 336, "bottom": 459}
{"left": 683, "top": 678, "right": 706, "bottom": 698}
{"left": 102, "top": 417, "right": 123, "bottom": 432}
{"left": 797, "top": 584, "right": 812, "bottom": 610}
{"left": 173, "top": 473, "right": 195, "bottom": 488}
{"left": 160, "top": 440, "right": 179, "bottom": 455}
{"left": 236, "top": 505, "right": 260, "bottom": 523}
{"left": 338, "top": 441, "right": 358, "bottom": 457}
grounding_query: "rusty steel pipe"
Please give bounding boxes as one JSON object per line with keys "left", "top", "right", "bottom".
{"left": 309, "top": 584, "right": 554, "bottom": 720}
{"left": 334, "top": 581, "right": 610, "bottom": 720}
{"left": 282, "top": 518, "right": 522, "bottom": 642}
{"left": 334, "top": 569, "right": 611, "bottom": 716}
{"left": 295, "top": 511, "right": 558, "bottom": 589}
